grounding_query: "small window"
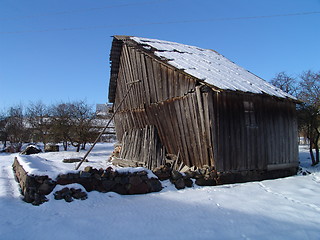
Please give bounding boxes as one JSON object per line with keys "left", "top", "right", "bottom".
{"left": 244, "top": 101, "right": 257, "bottom": 127}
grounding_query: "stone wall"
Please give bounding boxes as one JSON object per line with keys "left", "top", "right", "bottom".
{"left": 12, "top": 157, "right": 297, "bottom": 206}
{"left": 12, "top": 158, "right": 162, "bottom": 205}
{"left": 12, "top": 157, "right": 56, "bottom": 205}
{"left": 152, "top": 164, "right": 298, "bottom": 188}
{"left": 56, "top": 166, "right": 162, "bottom": 195}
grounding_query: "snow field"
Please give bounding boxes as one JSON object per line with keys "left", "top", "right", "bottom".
{"left": 0, "top": 144, "right": 319, "bottom": 240}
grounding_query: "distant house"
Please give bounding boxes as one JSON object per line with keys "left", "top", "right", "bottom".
{"left": 96, "top": 103, "right": 113, "bottom": 116}
{"left": 108, "top": 35, "right": 298, "bottom": 181}
{"left": 94, "top": 104, "right": 115, "bottom": 142}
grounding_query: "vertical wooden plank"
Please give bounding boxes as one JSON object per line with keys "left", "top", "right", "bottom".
{"left": 220, "top": 93, "right": 229, "bottom": 171}
{"left": 205, "top": 91, "right": 216, "bottom": 168}
{"left": 270, "top": 102, "right": 277, "bottom": 166}
{"left": 122, "top": 45, "right": 135, "bottom": 108}
{"left": 190, "top": 92, "right": 205, "bottom": 166}
{"left": 155, "top": 62, "right": 163, "bottom": 102}
{"left": 184, "top": 95, "right": 200, "bottom": 167}
{"left": 145, "top": 55, "right": 157, "bottom": 103}
{"left": 152, "top": 60, "right": 160, "bottom": 102}
{"left": 212, "top": 92, "right": 222, "bottom": 171}
{"left": 140, "top": 52, "right": 151, "bottom": 106}
{"left": 173, "top": 70, "right": 179, "bottom": 97}
{"left": 274, "top": 102, "right": 280, "bottom": 164}
{"left": 179, "top": 73, "right": 186, "bottom": 97}
{"left": 166, "top": 101, "right": 181, "bottom": 155}
{"left": 265, "top": 98, "right": 272, "bottom": 167}
{"left": 158, "top": 102, "right": 174, "bottom": 153}
{"left": 133, "top": 49, "right": 146, "bottom": 107}
{"left": 178, "top": 97, "right": 192, "bottom": 166}
{"left": 228, "top": 94, "right": 236, "bottom": 170}
{"left": 196, "top": 87, "right": 209, "bottom": 166}
{"left": 161, "top": 65, "right": 169, "bottom": 101}
{"left": 256, "top": 97, "right": 265, "bottom": 170}
{"left": 168, "top": 68, "right": 174, "bottom": 99}
{"left": 235, "top": 95, "right": 244, "bottom": 170}
{"left": 174, "top": 98, "right": 190, "bottom": 167}
{"left": 128, "top": 47, "right": 140, "bottom": 109}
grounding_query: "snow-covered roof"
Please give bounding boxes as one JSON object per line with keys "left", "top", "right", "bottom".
{"left": 130, "top": 36, "right": 295, "bottom": 100}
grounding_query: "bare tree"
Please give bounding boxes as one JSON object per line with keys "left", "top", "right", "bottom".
{"left": 50, "top": 103, "right": 72, "bottom": 151}
{"left": 6, "top": 105, "right": 28, "bottom": 152}
{"left": 298, "top": 70, "right": 320, "bottom": 107}
{"left": 49, "top": 100, "right": 97, "bottom": 152}
{"left": 0, "top": 111, "right": 8, "bottom": 149}
{"left": 26, "top": 101, "right": 52, "bottom": 148}
{"left": 270, "top": 71, "right": 298, "bottom": 96}
{"left": 297, "top": 70, "right": 320, "bottom": 165}
{"left": 271, "top": 70, "right": 320, "bottom": 165}
{"left": 67, "top": 100, "right": 97, "bottom": 152}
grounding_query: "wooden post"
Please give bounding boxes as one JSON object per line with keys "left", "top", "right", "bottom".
{"left": 75, "top": 80, "right": 141, "bottom": 170}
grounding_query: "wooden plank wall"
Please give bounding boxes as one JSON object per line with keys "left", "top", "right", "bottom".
{"left": 114, "top": 90, "right": 215, "bottom": 168}
{"left": 211, "top": 91, "right": 298, "bottom": 172}
{"left": 119, "top": 125, "right": 166, "bottom": 169}
{"left": 112, "top": 43, "right": 216, "bottom": 168}
{"left": 112, "top": 42, "right": 298, "bottom": 171}
{"left": 113, "top": 45, "right": 197, "bottom": 113}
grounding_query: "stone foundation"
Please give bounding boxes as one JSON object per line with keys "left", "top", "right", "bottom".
{"left": 153, "top": 164, "right": 298, "bottom": 188}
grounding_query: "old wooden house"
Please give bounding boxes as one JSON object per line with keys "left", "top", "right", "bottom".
{"left": 108, "top": 35, "right": 298, "bottom": 181}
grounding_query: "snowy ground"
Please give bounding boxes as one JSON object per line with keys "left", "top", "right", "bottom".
{"left": 0, "top": 143, "right": 320, "bottom": 240}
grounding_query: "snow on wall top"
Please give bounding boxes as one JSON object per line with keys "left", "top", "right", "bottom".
{"left": 131, "top": 37, "right": 295, "bottom": 100}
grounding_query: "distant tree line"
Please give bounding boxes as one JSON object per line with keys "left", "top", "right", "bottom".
{"left": 0, "top": 100, "right": 111, "bottom": 152}
{"left": 270, "top": 70, "right": 320, "bottom": 165}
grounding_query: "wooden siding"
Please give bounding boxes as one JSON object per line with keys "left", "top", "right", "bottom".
{"left": 110, "top": 40, "right": 299, "bottom": 172}
{"left": 113, "top": 44, "right": 197, "bottom": 112}
{"left": 114, "top": 91, "right": 215, "bottom": 168}
{"left": 211, "top": 91, "right": 298, "bottom": 172}
{"left": 119, "top": 125, "right": 166, "bottom": 169}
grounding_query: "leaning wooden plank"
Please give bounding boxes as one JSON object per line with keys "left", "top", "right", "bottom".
{"left": 188, "top": 92, "right": 204, "bottom": 166}
{"left": 181, "top": 96, "right": 194, "bottom": 166}
{"left": 145, "top": 56, "right": 157, "bottom": 103}
{"left": 163, "top": 101, "right": 179, "bottom": 154}
{"left": 154, "top": 61, "right": 163, "bottom": 102}
{"left": 167, "top": 101, "right": 182, "bottom": 157}
{"left": 122, "top": 46, "right": 134, "bottom": 103}
{"left": 128, "top": 47, "right": 141, "bottom": 108}
{"left": 168, "top": 68, "right": 174, "bottom": 99}
{"left": 193, "top": 91, "right": 208, "bottom": 166}
{"left": 161, "top": 65, "right": 169, "bottom": 101}
{"left": 140, "top": 52, "right": 151, "bottom": 105}
{"left": 129, "top": 47, "right": 141, "bottom": 109}
{"left": 210, "top": 92, "right": 221, "bottom": 171}
{"left": 152, "top": 60, "right": 160, "bottom": 103}
{"left": 173, "top": 98, "right": 189, "bottom": 167}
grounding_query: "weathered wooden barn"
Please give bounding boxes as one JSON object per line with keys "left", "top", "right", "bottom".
{"left": 108, "top": 35, "right": 299, "bottom": 181}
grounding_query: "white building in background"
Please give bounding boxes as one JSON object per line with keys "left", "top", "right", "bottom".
{"left": 96, "top": 104, "right": 113, "bottom": 116}
{"left": 95, "top": 104, "right": 115, "bottom": 142}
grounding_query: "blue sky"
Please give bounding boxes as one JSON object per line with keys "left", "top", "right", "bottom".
{"left": 1, "top": 0, "right": 320, "bottom": 109}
